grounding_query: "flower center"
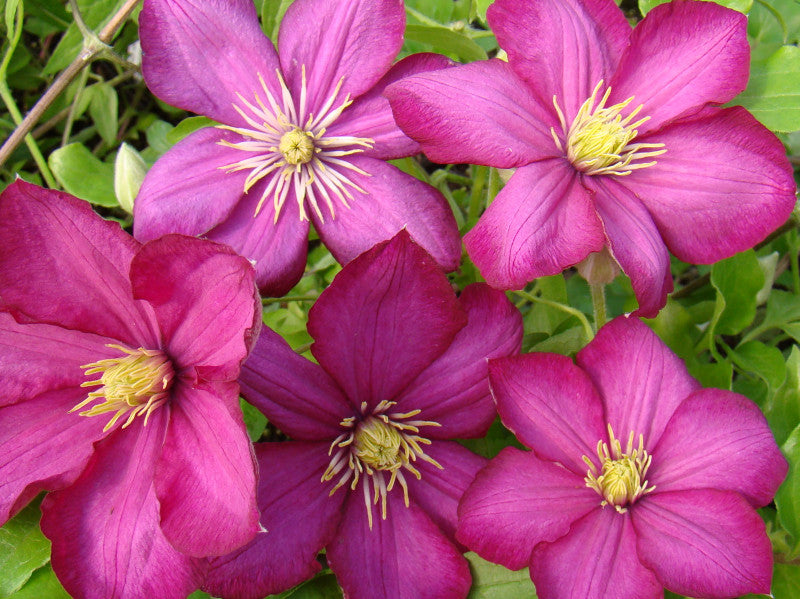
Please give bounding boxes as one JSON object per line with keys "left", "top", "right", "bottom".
{"left": 583, "top": 424, "right": 655, "bottom": 513}
{"left": 322, "top": 400, "right": 442, "bottom": 529}
{"left": 551, "top": 80, "right": 666, "bottom": 176}
{"left": 71, "top": 344, "right": 174, "bottom": 432}
{"left": 279, "top": 128, "right": 315, "bottom": 165}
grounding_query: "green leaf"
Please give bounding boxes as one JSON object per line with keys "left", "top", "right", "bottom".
{"left": 269, "top": 573, "right": 342, "bottom": 598}
{"left": 48, "top": 142, "right": 117, "bottom": 207}
{"left": 87, "top": 82, "right": 118, "bottom": 146}
{"left": 736, "top": 45, "right": 800, "bottom": 132}
{"left": 639, "top": 0, "right": 752, "bottom": 15}
{"left": 465, "top": 552, "right": 536, "bottom": 598}
{"left": 261, "top": 0, "right": 294, "bottom": 40}
{"left": 730, "top": 340, "right": 786, "bottom": 390}
{"left": 240, "top": 398, "right": 267, "bottom": 442}
{"left": 764, "top": 346, "right": 800, "bottom": 446}
{"left": 688, "top": 360, "right": 732, "bottom": 390}
{"left": 777, "top": 424, "right": 800, "bottom": 543}
{"left": 145, "top": 120, "right": 175, "bottom": 157}
{"left": 772, "top": 562, "right": 800, "bottom": 599}
{"left": 4, "top": 565, "right": 69, "bottom": 599}
{"left": 0, "top": 501, "right": 51, "bottom": 596}
{"left": 404, "top": 24, "right": 487, "bottom": 62}
{"left": 709, "top": 250, "right": 764, "bottom": 337}
{"left": 4, "top": 0, "right": 20, "bottom": 34}
{"left": 113, "top": 142, "right": 147, "bottom": 214}
{"left": 165, "top": 116, "right": 215, "bottom": 146}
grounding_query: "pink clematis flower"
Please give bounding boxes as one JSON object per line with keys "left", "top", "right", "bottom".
{"left": 200, "top": 232, "right": 523, "bottom": 599}
{"left": 0, "top": 181, "right": 262, "bottom": 599}
{"left": 133, "top": 0, "right": 461, "bottom": 296}
{"left": 386, "top": 0, "right": 797, "bottom": 316}
{"left": 458, "top": 316, "right": 787, "bottom": 599}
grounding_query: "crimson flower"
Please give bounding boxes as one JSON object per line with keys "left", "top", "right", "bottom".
{"left": 200, "top": 232, "right": 523, "bottom": 599}
{"left": 458, "top": 317, "right": 787, "bottom": 599}
{"left": 386, "top": 0, "right": 796, "bottom": 316}
{"left": 133, "top": 0, "right": 461, "bottom": 296}
{"left": 0, "top": 181, "right": 262, "bottom": 599}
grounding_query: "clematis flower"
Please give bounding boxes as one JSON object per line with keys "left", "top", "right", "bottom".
{"left": 133, "top": 0, "right": 461, "bottom": 296}
{"left": 386, "top": 0, "right": 797, "bottom": 316}
{"left": 457, "top": 316, "right": 787, "bottom": 599}
{"left": 0, "top": 181, "right": 262, "bottom": 599}
{"left": 200, "top": 232, "right": 523, "bottom": 599}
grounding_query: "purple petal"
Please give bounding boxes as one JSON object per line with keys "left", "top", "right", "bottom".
{"left": 619, "top": 107, "right": 796, "bottom": 264}
{"left": 330, "top": 53, "right": 455, "bottom": 160}
{"left": 308, "top": 232, "right": 466, "bottom": 411}
{"left": 386, "top": 59, "right": 557, "bottom": 167}
{"left": 203, "top": 442, "right": 346, "bottom": 599}
{"left": 576, "top": 316, "right": 700, "bottom": 448}
{"left": 40, "top": 409, "right": 202, "bottom": 599}
{"left": 140, "top": 0, "right": 281, "bottom": 127}
{"left": 278, "top": 0, "right": 404, "bottom": 114}
{"left": 586, "top": 176, "right": 672, "bottom": 318}
{"left": 530, "top": 509, "right": 661, "bottom": 599}
{"left": 488, "top": 0, "right": 631, "bottom": 118}
{"left": 133, "top": 128, "right": 250, "bottom": 242}
{"left": 489, "top": 353, "right": 607, "bottom": 476}
{"left": 609, "top": 0, "right": 749, "bottom": 134}
{"left": 311, "top": 156, "right": 461, "bottom": 272}
{"left": 633, "top": 489, "right": 772, "bottom": 598}
{"left": 397, "top": 284, "right": 523, "bottom": 439}
{"left": 240, "top": 327, "right": 353, "bottom": 441}
{"left": 327, "top": 492, "right": 471, "bottom": 599}
{"left": 464, "top": 160, "right": 605, "bottom": 289}
{"left": 651, "top": 389, "right": 787, "bottom": 508}
{"left": 0, "top": 181, "right": 157, "bottom": 347}
{"left": 457, "top": 447, "right": 597, "bottom": 571}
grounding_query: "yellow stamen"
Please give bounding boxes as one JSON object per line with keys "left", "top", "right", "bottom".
{"left": 278, "top": 128, "right": 315, "bottom": 165}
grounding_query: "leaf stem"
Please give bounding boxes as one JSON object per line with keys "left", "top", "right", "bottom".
{"left": 514, "top": 289, "right": 595, "bottom": 342}
{"left": 590, "top": 283, "right": 607, "bottom": 329}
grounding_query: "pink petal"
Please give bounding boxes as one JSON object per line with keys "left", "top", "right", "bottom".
{"left": 385, "top": 59, "right": 557, "bottom": 167}
{"left": 0, "top": 180, "right": 157, "bottom": 347}
{"left": 397, "top": 284, "right": 523, "bottom": 439}
{"left": 576, "top": 316, "right": 700, "bottom": 448}
{"left": 464, "top": 160, "right": 605, "bottom": 289}
{"left": 488, "top": 0, "right": 631, "bottom": 118}
{"left": 586, "top": 177, "right": 672, "bottom": 318}
{"left": 457, "top": 447, "right": 597, "bottom": 571}
{"left": 154, "top": 385, "right": 259, "bottom": 557}
{"left": 240, "top": 327, "right": 353, "bottom": 441}
{"left": 203, "top": 442, "right": 346, "bottom": 599}
{"left": 619, "top": 106, "right": 796, "bottom": 264}
{"left": 308, "top": 232, "right": 466, "bottom": 411}
{"left": 609, "top": 0, "right": 749, "bottom": 135}
{"left": 0, "top": 387, "right": 107, "bottom": 524}
{"left": 530, "top": 509, "right": 661, "bottom": 599}
{"left": 40, "top": 409, "right": 202, "bottom": 599}
{"left": 329, "top": 52, "right": 455, "bottom": 160}
{"left": 311, "top": 156, "right": 461, "bottom": 272}
{"left": 651, "top": 389, "right": 787, "bottom": 508}
{"left": 130, "top": 234, "right": 259, "bottom": 381}
{"left": 140, "top": 0, "right": 281, "bottom": 127}
{"left": 133, "top": 128, "right": 250, "bottom": 242}
{"left": 633, "top": 489, "right": 773, "bottom": 598}
{"left": 327, "top": 492, "right": 471, "bottom": 599}
{"left": 489, "top": 353, "right": 607, "bottom": 476}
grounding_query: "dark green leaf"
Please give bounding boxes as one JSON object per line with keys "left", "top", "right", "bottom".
{"left": 240, "top": 398, "right": 267, "bottom": 442}
{"left": 404, "top": 24, "right": 487, "bottom": 62}
{"left": 48, "top": 142, "right": 117, "bottom": 207}
{"left": 777, "top": 424, "right": 800, "bottom": 544}
{"left": 772, "top": 562, "right": 800, "bottom": 599}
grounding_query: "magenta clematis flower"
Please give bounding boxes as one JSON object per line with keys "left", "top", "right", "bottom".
{"left": 133, "top": 0, "right": 461, "bottom": 296}
{"left": 457, "top": 316, "right": 787, "bottom": 599}
{"left": 199, "top": 232, "right": 523, "bottom": 599}
{"left": 386, "top": 0, "right": 797, "bottom": 316}
{"left": 0, "top": 181, "right": 262, "bottom": 599}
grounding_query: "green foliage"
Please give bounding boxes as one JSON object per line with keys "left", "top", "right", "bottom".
{"left": 736, "top": 45, "right": 800, "bottom": 133}
{"left": 0, "top": 502, "right": 51, "bottom": 597}
{"left": 465, "top": 552, "right": 537, "bottom": 598}
{"left": 776, "top": 424, "right": 800, "bottom": 545}
{"left": 639, "top": 0, "right": 753, "bottom": 15}
{"left": 48, "top": 142, "right": 117, "bottom": 207}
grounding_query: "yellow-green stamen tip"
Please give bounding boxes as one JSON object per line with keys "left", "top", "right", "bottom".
{"left": 278, "top": 127, "right": 315, "bottom": 165}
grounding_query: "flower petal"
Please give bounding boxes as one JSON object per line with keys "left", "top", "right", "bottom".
{"left": 203, "top": 442, "right": 346, "bottom": 599}
{"left": 489, "top": 354, "right": 607, "bottom": 476}
{"left": 457, "top": 447, "right": 597, "bottom": 571}
{"left": 385, "top": 59, "right": 557, "bottom": 167}
{"left": 530, "top": 509, "right": 661, "bottom": 599}
{"left": 278, "top": 0, "right": 404, "bottom": 113}
{"left": 330, "top": 52, "right": 455, "bottom": 160}
{"left": 576, "top": 316, "right": 700, "bottom": 448}
{"left": 154, "top": 385, "right": 259, "bottom": 557}
{"left": 488, "top": 0, "right": 631, "bottom": 118}
{"left": 327, "top": 491, "right": 471, "bottom": 599}
{"left": 651, "top": 389, "right": 787, "bottom": 508}
{"left": 311, "top": 156, "right": 461, "bottom": 272}
{"left": 240, "top": 327, "right": 353, "bottom": 441}
{"left": 0, "top": 180, "right": 156, "bottom": 347}
{"left": 398, "top": 284, "right": 523, "bottom": 439}
{"left": 633, "top": 489, "right": 773, "bottom": 598}
{"left": 140, "top": 0, "right": 281, "bottom": 127}
{"left": 609, "top": 0, "right": 749, "bottom": 134}
{"left": 308, "top": 231, "right": 466, "bottom": 411}
{"left": 464, "top": 160, "right": 605, "bottom": 289}
{"left": 620, "top": 106, "right": 796, "bottom": 264}
{"left": 40, "top": 409, "right": 201, "bottom": 599}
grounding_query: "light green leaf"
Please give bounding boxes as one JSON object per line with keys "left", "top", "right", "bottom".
{"left": 113, "top": 142, "right": 147, "bottom": 214}
{"left": 756, "top": 251, "right": 779, "bottom": 304}
{"left": 3, "top": 565, "right": 69, "bottom": 599}
{"left": 764, "top": 346, "right": 800, "bottom": 446}
{"left": 261, "top": 0, "right": 294, "bottom": 41}
{"left": 4, "top": 0, "right": 20, "bottom": 34}
{"left": 404, "top": 24, "right": 487, "bottom": 62}
{"left": 730, "top": 340, "right": 786, "bottom": 390}
{"left": 0, "top": 502, "right": 51, "bottom": 597}
{"left": 772, "top": 562, "right": 800, "bottom": 599}
{"left": 736, "top": 45, "right": 800, "bottom": 132}
{"left": 639, "top": 0, "right": 752, "bottom": 15}
{"left": 87, "top": 82, "right": 118, "bottom": 146}
{"left": 145, "top": 120, "right": 175, "bottom": 157}
{"left": 466, "top": 552, "right": 536, "bottom": 598}
{"left": 776, "top": 424, "right": 800, "bottom": 543}
{"left": 48, "top": 142, "right": 117, "bottom": 207}
{"left": 688, "top": 360, "right": 732, "bottom": 391}
{"left": 240, "top": 398, "right": 267, "bottom": 442}
{"left": 165, "top": 116, "right": 215, "bottom": 146}
{"left": 710, "top": 250, "right": 764, "bottom": 337}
